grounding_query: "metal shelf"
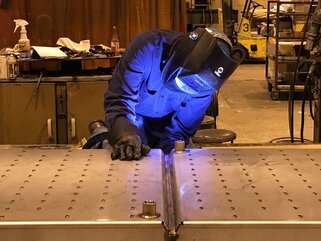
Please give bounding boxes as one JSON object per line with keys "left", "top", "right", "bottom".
{"left": 265, "top": 0, "right": 314, "bottom": 100}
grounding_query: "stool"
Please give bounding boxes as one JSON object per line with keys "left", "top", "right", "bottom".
{"left": 192, "top": 128, "right": 237, "bottom": 147}
{"left": 199, "top": 115, "right": 215, "bottom": 129}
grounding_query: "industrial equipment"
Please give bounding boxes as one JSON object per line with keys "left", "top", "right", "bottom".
{"left": 220, "top": 0, "right": 266, "bottom": 62}
{"left": 236, "top": 0, "right": 267, "bottom": 61}
{"left": 265, "top": 0, "right": 315, "bottom": 100}
{"left": 298, "top": 0, "right": 321, "bottom": 142}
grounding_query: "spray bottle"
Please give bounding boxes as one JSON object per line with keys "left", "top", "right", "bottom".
{"left": 14, "top": 19, "right": 31, "bottom": 58}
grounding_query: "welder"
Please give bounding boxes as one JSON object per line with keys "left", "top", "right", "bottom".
{"left": 103, "top": 27, "right": 243, "bottom": 160}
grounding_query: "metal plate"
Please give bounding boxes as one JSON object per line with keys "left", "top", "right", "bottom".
{"left": 0, "top": 148, "right": 164, "bottom": 241}
{"left": 3, "top": 146, "right": 321, "bottom": 241}
{"left": 174, "top": 148, "right": 321, "bottom": 241}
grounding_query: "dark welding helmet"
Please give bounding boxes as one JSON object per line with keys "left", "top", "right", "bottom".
{"left": 162, "top": 27, "right": 243, "bottom": 94}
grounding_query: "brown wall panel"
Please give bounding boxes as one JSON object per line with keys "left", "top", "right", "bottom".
{"left": 0, "top": 0, "right": 27, "bottom": 49}
{"left": 0, "top": 0, "right": 186, "bottom": 50}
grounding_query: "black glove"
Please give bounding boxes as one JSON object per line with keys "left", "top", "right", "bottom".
{"left": 111, "top": 135, "right": 151, "bottom": 160}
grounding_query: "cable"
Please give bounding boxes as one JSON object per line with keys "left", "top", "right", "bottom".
{"left": 288, "top": 0, "right": 315, "bottom": 143}
{"left": 269, "top": 136, "right": 313, "bottom": 144}
{"left": 299, "top": 0, "right": 317, "bottom": 143}
{"left": 309, "top": 75, "right": 315, "bottom": 121}
{"left": 300, "top": 62, "right": 315, "bottom": 142}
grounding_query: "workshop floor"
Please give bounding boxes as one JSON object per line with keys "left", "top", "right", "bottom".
{"left": 216, "top": 64, "right": 314, "bottom": 144}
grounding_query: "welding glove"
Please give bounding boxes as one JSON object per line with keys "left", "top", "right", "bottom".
{"left": 111, "top": 134, "right": 151, "bottom": 160}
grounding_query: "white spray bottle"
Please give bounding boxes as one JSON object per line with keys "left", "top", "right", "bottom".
{"left": 14, "top": 19, "right": 31, "bottom": 58}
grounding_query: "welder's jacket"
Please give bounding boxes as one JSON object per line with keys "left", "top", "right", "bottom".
{"left": 104, "top": 29, "right": 213, "bottom": 150}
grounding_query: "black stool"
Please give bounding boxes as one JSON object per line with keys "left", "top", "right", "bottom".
{"left": 198, "top": 115, "right": 215, "bottom": 129}
{"left": 192, "top": 115, "right": 237, "bottom": 147}
{"left": 192, "top": 128, "right": 236, "bottom": 147}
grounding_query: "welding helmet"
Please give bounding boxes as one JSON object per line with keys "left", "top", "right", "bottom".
{"left": 162, "top": 27, "right": 243, "bottom": 94}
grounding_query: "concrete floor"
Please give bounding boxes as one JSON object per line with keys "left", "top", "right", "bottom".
{"left": 216, "top": 64, "right": 314, "bottom": 144}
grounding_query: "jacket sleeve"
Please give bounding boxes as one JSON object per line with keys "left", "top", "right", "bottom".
{"left": 104, "top": 35, "right": 151, "bottom": 146}
{"left": 158, "top": 93, "right": 213, "bottom": 150}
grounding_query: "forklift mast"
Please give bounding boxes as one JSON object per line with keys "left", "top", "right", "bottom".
{"left": 221, "top": 0, "right": 234, "bottom": 39}
{"left": 241, "top": 0, "right": 263, "bottom": 20}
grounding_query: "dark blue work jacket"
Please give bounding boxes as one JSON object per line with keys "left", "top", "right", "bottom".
{"left": 104, "top": 29, "right": 213, "bottom": 150}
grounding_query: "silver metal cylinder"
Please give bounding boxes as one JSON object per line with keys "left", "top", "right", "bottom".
{"left": 175, "top": 140, "right": 185, "bottom": 153}
{"left": 138, "top": 200, "right": 160, "bottom": 219}
{"left": 88, "top": 120, "right": 106, "bottom": 134}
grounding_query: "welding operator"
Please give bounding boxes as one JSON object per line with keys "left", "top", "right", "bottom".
{"left": 103, "top": 27, "right": 243, "bottom": 160}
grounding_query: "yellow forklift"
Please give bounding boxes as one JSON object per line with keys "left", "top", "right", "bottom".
{"left": 220, "top": 0, "right": 266, "bottom": 61}
{"left": 236, "top": 0, "right": 267, "bottom": 61}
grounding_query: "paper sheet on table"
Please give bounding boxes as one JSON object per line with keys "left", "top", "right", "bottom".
{"left": 56, "top": 37, "right": 90, "bottom": 53}
{"left": 31, "top": 46, "right": 67, "bottom": 59}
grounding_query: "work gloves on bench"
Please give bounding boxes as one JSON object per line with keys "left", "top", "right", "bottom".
{"left": 111, "top": 134, "right": 150, "bottom": 160}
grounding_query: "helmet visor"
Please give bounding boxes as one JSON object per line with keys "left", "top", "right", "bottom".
{"left": 162, "top": 28, "right": 241, "bottom": 94}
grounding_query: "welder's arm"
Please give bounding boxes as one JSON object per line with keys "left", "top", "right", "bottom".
{"left": 104, "top": 36, "right": 151, "bottom": 160}
{"left": 159, "top": 93, "right": 213, "bottom": 154}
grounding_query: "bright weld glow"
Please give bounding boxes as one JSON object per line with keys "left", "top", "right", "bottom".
{"left": 175, "top": 76, "right": 197, "bottom": 94}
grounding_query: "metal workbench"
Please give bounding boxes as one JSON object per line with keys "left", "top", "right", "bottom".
{"left": 1, "top": 146, "right": 321, "bottom": 240}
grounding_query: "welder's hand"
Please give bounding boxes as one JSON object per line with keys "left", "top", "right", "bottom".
{"left": 111, "top": 135, "right": 151, "bottom": 160}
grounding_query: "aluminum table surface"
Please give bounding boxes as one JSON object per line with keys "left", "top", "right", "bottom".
{"left": 173, "top": 147, "right": 321, "bottom": 241}
{"left": 2, "top": 146, "right": 321, "bottom": 241}
{"left": 0, "top": 148, "right": 164, "bottom": 241}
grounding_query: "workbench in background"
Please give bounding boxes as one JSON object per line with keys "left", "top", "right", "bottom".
{"left": 0, "top": 56, "right": 119, "bottom": 145}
